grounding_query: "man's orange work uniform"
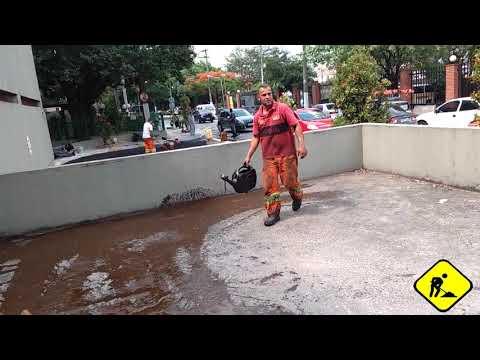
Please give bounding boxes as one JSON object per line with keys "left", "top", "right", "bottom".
{"left": 253, "top": 101, "right": 303, "bottom": 216}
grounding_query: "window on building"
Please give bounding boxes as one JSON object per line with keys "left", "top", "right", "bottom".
{"left": 0, "top": 89, "right": 18, "bottom": 104}
{"left": 21, "top": 96, "right": 41, "bottom": 107}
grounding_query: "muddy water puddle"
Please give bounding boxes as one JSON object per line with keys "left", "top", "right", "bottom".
{"left": 0, "top": 182, "right": 327, "bottom": 315}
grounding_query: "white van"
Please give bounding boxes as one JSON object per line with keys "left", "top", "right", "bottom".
{"left": 196, "top": 104, "right": 216, "bottom": 119}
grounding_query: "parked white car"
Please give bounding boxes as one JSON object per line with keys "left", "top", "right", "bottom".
{"left": 313, "top": 103, "right": 342, "bottom": 119}
{"left": 416, "top": 97, "right": 480, "bottom": 128}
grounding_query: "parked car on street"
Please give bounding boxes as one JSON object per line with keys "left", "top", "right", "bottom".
{"left": 193, "top": 109, "right": 214, "bottom": 123}
{"left": 217, "top": 108, "right": 254, "bottom": 132}
{"left": 386, "top": 96, "right": 411, "bottom": 112}
{"left": 387, "top": 104, "right": 417, "bottom": 124}
{"left": 295, "top": 109, "right": 333, "bottom": 132}
{"left": 196, "top": 103, "right": 217, "bottom": 120}
{"left": 313, "top": 103, "right": 342, "bottom": 119}
{"left": 415, "top": 97, "right": 480, "bottom": 127}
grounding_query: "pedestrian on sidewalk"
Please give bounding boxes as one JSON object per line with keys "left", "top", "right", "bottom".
{"left": 228, "top": 108, "right": 238, "bottom": 139}
{"left": 180, "top": 96, "right": 193, "bottom": 133}
{"left": 243, "top": 84, "right": 308, "bottom": 227}
{"left": 143, "top": 119, "right": 156, "bottom": 153}
{"left": 188, "top": 110, "right": 196, "bottom": 136}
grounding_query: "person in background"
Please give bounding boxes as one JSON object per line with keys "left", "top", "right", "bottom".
{"left": 229, "top": 108, "right": 238, "bottom": 139}
{"left": 142, "top": 118, "right": 156, "bottom": 153}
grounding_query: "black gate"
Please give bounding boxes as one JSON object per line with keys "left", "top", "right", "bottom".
{"left": 411, "top": 65, "right": 445, "bottom": 106}
{"left": 459, "top": 60, "right": 479, "bottom": 98}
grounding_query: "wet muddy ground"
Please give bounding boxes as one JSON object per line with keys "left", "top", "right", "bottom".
{"left": 1, "top": 170, "right": 479, "bottom": 315}
{"left": 0, "top": 181, "right": 294, "bottom": 315}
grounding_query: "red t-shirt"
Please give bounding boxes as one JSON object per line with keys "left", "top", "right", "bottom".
{"left": 253, "top": 101, "right": 299, "bottom": 159}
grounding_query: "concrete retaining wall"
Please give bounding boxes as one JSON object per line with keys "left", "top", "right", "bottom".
{"left": 362, "top": 124, "right": 480, "bottom": 189}
{"left": 6, "top": 122, "right": 480, "bottom": 238}
{"left": 0, "top": 125, "right": 362, "bottom": 237}
{"left": 299, "top": 125, "right": 363, "bottom": 180}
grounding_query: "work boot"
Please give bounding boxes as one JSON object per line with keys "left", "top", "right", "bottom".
{"left": 264, "top": 213, "right": 280, "bottom": 227}
{"left": 292, "top": 198, "right": 302, "bottom": 212}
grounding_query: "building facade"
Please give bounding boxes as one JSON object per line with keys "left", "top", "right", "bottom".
{"left": 0, "top": 45, "right": 53, "bottom": 175}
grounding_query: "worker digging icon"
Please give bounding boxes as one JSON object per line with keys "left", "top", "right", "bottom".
{"left": 414, "top": 259, "right": 472, "bottom": 312}
{"left": 430, "top": 273, "right": 457, "bottom": 298}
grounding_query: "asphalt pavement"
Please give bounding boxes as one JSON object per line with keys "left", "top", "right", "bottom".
{"left": 195, "top": 119, "right": 253, "bottom": 142}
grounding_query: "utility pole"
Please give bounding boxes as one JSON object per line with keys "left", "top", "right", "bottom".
{"left": 302, "top": 45, "right": 309, "bottom": 108}
{"left": 260, "top": 45, "right": 264, "bottom": 84}
{"left": 200, "top": 49, "right": 213, "bottom": 104}
{"left": 220, "top": 75, "right": 226, "bottom": 108}
{"left": 199, "top": 49, "right": 210, "bottom": 69}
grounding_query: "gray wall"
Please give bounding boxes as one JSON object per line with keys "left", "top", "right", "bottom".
{"left": 0, "top": 46, "right": 41, "bottom": 100}
{"left": 0, "top": 125, "right": 363, "bottom": 237}
{"left": 363, "top": 124, "right": 480, "bottom": 189}
{"left": 0, "top": 45, "right": 53, "bottom": 175}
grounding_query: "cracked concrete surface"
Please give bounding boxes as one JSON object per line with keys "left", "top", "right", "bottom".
{"left": 201, "top": 171, "right": 480, "bottom": 314}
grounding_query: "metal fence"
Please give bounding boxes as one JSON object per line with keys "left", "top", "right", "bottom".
{"left": 459, "top": 60, "right": 479, "bottom": 98}
{"left": 320, "top": 83, "right": 332, "bottom": 103}
{"left": 411, "top": 65, "right": 445, "bottom": 106}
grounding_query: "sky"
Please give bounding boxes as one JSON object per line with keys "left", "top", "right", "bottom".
{"left": 193, "top": 45, "right": 303, "bottom": 69}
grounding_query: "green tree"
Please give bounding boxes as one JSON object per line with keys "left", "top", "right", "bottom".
{"left": 183, "top": 67, "right": 243, "bottom": 107}
{"left": 226, "top": 46, "right": 314, "bottom": 93}
{"left": 472, "top": 49, "right": 480, "bottom": 103}
{"left": 307, "top": 45, "right": 451, "bottom": 88}
{"left": 33, "top": 45, "right": 194, "bottom": 139}
{"left": 470, "top": 49, "right": 480, "bottom": 125}
{"left": 182, "top": 63, "right": 223, "bottom": 105}
{"left": 99, "top": 87, "right": 123, "bottom": 134}
{"left": 331, "top": 48, "right": 390, "bottom": 126}
{"left": 226, "top": 46, "right": 263, "bottom": 84}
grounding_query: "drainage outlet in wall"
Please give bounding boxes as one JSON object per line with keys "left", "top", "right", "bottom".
{"left": 26, "top": 136, "right": 32, "bottom": 155}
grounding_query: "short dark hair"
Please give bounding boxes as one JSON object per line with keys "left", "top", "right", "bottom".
{"left": 257, "top": 84, "right": 272, "bottom": 94}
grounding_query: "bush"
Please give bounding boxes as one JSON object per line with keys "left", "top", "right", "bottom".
{"left": 471, "top": 49, "right": 480, "bottom": 103}
{"left": 333, "top": 116, "right": 347, "bottom": 127}
{"left": 95, "top": 114, "right": 114, "bottom": 145}
{"left": 471, "top": 50, "right": 480, "bottom": 124}
{"left": 278, "top": 92, "right": 296, "bottom": 109}
{"left": 331, "top": 48, "right": 390, "bottom": 125}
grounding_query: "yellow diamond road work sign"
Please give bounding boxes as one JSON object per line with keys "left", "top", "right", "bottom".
{"left": 414, "top": 259, "right": 473, "bottom": 312}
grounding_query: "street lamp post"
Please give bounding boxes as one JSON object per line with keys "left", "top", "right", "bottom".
{"left": 120, "top": 77, "right": 129, "bottom": 113}
{"left": 236, "top": 89, "right": 241, "bottom": 109}
{"left": 207, "top": 75, "right": 213, "bottom": 104}
{"left": 220, "top": 75, "right": 226, "bottom": 108}
{"left": 302, "top": 45, "right": 309, "bottom": 108}
{"left": 260, "top": 45, "right": 264, "bottom": 83}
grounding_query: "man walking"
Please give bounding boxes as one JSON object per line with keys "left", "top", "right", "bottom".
{"left": 243, "top": 84, "right": 308, "bottom": 226}
{"left": 143, "top": 118, "right": 156, "bottom": 153}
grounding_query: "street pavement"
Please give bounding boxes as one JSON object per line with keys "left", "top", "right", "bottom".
{"left": 194, "top": 119, "right": 253, "bottom": 142}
